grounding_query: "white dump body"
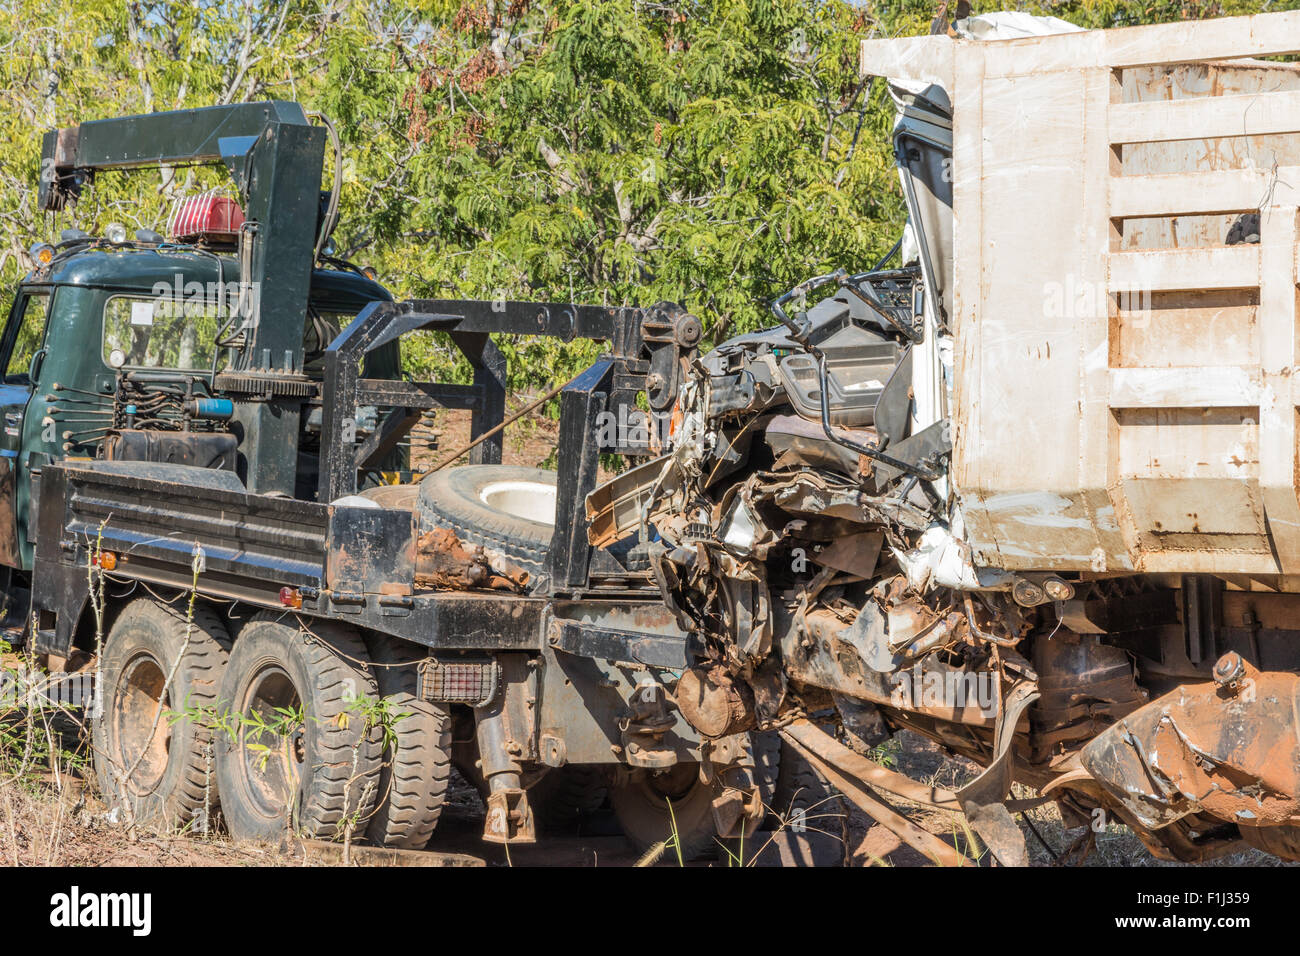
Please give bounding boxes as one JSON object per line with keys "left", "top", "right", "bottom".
{"left": 862, "top": 11, "right": 1300, "bottom": 582}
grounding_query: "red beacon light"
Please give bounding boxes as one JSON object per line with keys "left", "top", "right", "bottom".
{"left": 167, "top": 193, "right": 245, "bottom": 247}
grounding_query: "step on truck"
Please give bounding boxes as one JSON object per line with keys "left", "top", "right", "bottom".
{"left": 8, "top": 101, "right": 785, "bottom": 856}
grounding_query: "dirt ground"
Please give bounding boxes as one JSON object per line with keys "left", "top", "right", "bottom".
{"left": 0, "top": 724, "right": 1287, "bottom": 868}
{"left": 407, "top": 404, "right": 563, "bottom": 474}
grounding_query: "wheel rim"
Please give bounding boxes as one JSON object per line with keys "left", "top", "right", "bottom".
{"left": 478, "top": 480, "right": 556, "bottom": 524}
{"left": 237, "top": 664, "right": 305, "bottom": 821}
{"left": 112, "top": 652, "right": 171, "bottom": 794}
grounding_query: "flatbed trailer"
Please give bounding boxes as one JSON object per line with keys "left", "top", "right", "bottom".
{"left": 32, "top": 295, "right": 698, "bottom": 647}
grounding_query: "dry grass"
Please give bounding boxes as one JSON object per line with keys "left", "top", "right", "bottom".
{"left": 0, "top": 772, "right": 305, "bottom": 867}
{"left": 0, "top": 643, "right": 307, "bottom": 867}
{"left": 1, "top": 721, "right": 1291, "bottom": 868}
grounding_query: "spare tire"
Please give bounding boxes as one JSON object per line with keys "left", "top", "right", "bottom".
{"left": 357, "top": 484, "right": 418, "bottom": 510}
{"left": 417, "top": 466, "right": 556, "bottom": 575}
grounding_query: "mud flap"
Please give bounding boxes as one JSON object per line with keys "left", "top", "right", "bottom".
{"left": 710, "top": 785, "right": 764, "bottom": 840}
{"left": 702, "top": 733, "right": 764, "bottom": 840}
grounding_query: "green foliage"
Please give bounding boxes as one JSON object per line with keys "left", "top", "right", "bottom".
{"left": 0, "top": 0, "right": 1287, "bottom": 390}
{"left": 0, "top": 653, "right": 90, "bottom": 783}
{"left": 331, "top": 0, "right": 903, "bottom": 386}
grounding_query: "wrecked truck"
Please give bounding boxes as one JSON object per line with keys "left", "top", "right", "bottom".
{"left": 21, "top": 8, "right": 1300, "bottom": 867}
{"left": 589, "top": 8, "right": 1300, "bottom": 865}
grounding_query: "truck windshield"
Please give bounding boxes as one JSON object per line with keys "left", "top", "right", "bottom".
{"left": 4, "top": 291, "right": 50, "bottom": 383}
{"left": 102, "top": 294, "right": 221, "bottom": 372}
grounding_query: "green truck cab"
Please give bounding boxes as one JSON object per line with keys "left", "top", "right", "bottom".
{"left": 0, "top": 239, "right": 397, "bottom": 583}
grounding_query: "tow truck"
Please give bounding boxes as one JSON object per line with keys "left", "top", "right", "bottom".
{"left": 7, "top": 101, "right": 794, "bottom": 856}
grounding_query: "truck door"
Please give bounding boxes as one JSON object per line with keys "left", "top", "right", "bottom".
{"left": 0, "top": 287, "right": 51, "bottom": 568}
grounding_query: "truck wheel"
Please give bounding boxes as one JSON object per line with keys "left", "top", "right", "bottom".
{"left": 215, "top": 615, "right": 382, "bottom": 843}
{"left": 364, "top": 637, "right": 452, "bottom": 849}
{"left": 417, "top": 466, "right": 556, "bottom": 574}
{"left": 529, "top": 765, "right": 610, "bottom": 832}
{"left": 93, "top": 597, "right": 229, "bottom": 833}
{"left": 611, "top": 763, "right": 717, "bottom": 861}
{"left": 771, "top": 738, "right": 844, "bottom": 836}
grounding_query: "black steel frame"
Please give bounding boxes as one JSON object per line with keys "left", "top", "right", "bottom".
{"left": 319, "top": 297, "right": 699, "bottom": 596}
{"left": 30, "top": 296, "right": 701, "bottom": 658}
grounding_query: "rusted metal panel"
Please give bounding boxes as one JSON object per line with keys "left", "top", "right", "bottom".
{"left": 860, "top": 13, "right": 1300, "bottom": 581}
{"left": 326, "top": 504, "right": 415, "bottom": 596}
{"left": 780, "top": 605, "right": 1004, "bottom": 728}
{"left": 1082, "top": 653, "right": 1300, "bottom": 835}
{"left": 535, "top": 644, "right": 701, "bottom": 766}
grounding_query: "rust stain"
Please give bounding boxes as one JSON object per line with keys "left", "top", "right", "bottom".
{"left": 1082, "top": 653, "right": 1300, "bottom": 833}
{"left": 414, "top": 526, "right": 530, "bottom": 592}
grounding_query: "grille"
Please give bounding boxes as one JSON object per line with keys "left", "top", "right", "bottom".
{"left": 418, "top": 658, "right": 499, "bottom": 707}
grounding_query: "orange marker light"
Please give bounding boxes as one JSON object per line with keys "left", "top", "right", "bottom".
{"left": 91, "top": 551, "right": 117, "bottom": 571}
{"left": 279, "top": 587, "right": 302, "bottom": 609}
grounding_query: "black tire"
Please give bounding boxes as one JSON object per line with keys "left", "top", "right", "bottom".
{"left": 751, "top": 729, "right": 784, "bottom": 827}
{"left": 771, "top": 738, "right": 845, "bottom": 837}
{"left": 529, "top": 765, "right": 610, "bottom": 832}
{"left": 0, "top": 567, "right": 30, "bottom": 637}
{"left": 417, "top": 466, "right": 556, "bottom": 574}
{"left": 611, "top": 763, "right": 717, "bottom": 861}
{"left": 93, "top": 597, "right": 229, "bottom": 833}
{"left": 214, "top": 614, "right": 382, "bottom": 842}
{"left": 364, "top": 636, "right": 452, "bottom": 849}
